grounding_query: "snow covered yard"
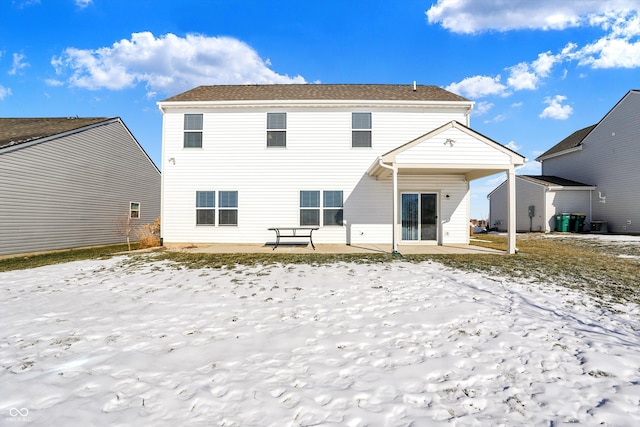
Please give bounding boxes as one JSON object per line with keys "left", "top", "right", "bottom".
{"left": 1, "top": 255, "right": 639, "bottom": 426}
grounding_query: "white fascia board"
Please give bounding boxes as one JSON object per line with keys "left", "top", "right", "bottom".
{"left": 547, "top": 185, "right": 597, "bottom": 191}
{"left": 157, "top": 99, "right": 474, "bottom": 111}
{"left": 536, "top": 145, "right": 583, "bottom": 162}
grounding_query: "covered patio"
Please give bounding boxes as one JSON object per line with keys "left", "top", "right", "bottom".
{"left": 366, "top": 121, "right": 525, "bottom": 254}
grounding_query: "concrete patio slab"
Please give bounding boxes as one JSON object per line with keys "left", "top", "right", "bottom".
{"left": 165, "top": 242, "right": 504, "bottom": 255}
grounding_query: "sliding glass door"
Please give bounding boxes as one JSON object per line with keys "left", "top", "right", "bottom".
{"left": 401, "top": 193, "right": 437, "bottom": 242}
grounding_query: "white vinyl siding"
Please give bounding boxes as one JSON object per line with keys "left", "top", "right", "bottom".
{"left": 396, "top": 127, "right": 512, "bottom": 166}
{"left": 161, "top": 105, "right": 477, "bottom": 245}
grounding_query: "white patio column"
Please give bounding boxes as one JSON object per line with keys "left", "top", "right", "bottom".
{"left": 392, "top": 165, "right": 399, "bottom": 254}
{"left": 507, "top": 166, "right": 517, "bottom": 254}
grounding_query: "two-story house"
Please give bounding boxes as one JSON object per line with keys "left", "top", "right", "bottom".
{"left": 489, "top": 90, "right": 639, "bottom": 234}
{"left": 158, "top": 84, "right": 525, "bottom": 253}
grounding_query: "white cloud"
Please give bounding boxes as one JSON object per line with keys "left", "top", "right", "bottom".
{"left": 445, "top": 75, "right": 508, "bottom": 98}
{"left": 484, "top": 114, "right": 506, "bottom": 124}
{"left": 539, "top": 95, "right": 573, "bottom": 120}
{"left": 515, "top": 158, "right": 542, "bottom": 174}
{"left": 52, "top": 32, "right": 307, "bottom": 95}
{"left": 472, "top": 101, "right": 494, "bottom": 115}
{"left": 507, "top": 63, "right": 538, "bottom": 91}
{"left": 44, "top": 78, "right": 64, "bottom": 87}
{"left": 75, "top": 0, "right": 92, "bottom": 8}
{"left": 0, "top": 84, "right": 11, "bottom": 100}
{"left": 426, "top": 0, "right": 640, "bottom": 34}
{"left": 506, "top": 141, "right": 522, "bottom": 151}
{"left": 8, "top": 53, "right": 29, "bottom": 75}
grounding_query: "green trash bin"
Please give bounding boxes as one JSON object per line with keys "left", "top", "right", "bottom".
{"left": 572, "top": 213, "right": 587, "bottom": 232}
{"left": 555, "top": 213, "right": 570, "bottom": 232}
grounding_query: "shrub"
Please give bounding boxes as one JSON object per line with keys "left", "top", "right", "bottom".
{"left": 135, "top": 216, "right": 161, "bottom": 249}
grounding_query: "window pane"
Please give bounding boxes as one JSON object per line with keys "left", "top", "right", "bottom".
{"left": 196, "top": 191, "right": 215, "bottom": 208}
{"left": 196, "top": 209, "right": 215, "bottom": 225}
{"left": 323, "top": 209, "right": 343, "bottom": 226}
{"left": 184, "top": 132, "right": 203, "bottom": 148}
{"left": 219, "top": 191, "right": 238, "bottom": 208}
{"left": 352, "top": 131, "right": 372, "bottom": 147}
{"left": 323, "top": 191, "right": 343, "bottom": 208}
{"left": 352, "top": 113, "right": 371, "bottom": 129}
{"left": 267, "top": 112, "right": 286, "bottom": 129}
{"left": 219, "top": 209, "right": 238, "bottom": 226}
{"left": 184, "top": 114, "right": 203, "bottom": 130}
{"left": 300, "top": 191, "right": 320, "bottom": 208}
{"left": 300, "top": 209, "right": 320, "bottom": 226}
{"left": 267, "top": 131, "right": 286, "bottom": 147}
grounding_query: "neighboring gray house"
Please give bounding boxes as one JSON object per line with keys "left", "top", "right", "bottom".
{"left": 489, "top": 89, "right": 639, "bottom": 234}
{"left": 0, "top": 117, "right": 161, "bottom": 256}
{"left": 488, "top": 175, "right": 595, "bottom": 232}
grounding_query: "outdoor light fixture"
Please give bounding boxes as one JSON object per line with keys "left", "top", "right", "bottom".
{"left": 444, "top": 138, "right": 455, "bottom": 147}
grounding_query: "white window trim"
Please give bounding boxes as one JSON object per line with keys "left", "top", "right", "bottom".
{"left": 130, "top": 202, "right": 141, "bottom": 219}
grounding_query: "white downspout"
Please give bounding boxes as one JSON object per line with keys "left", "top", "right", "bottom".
{"left": 377, "top": 158, "right": 399, "bottom": 255}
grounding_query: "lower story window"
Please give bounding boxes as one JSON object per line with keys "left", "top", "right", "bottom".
{"left": 323, "top": 191, "right": 343, "bottom": 226}
{"left": 300, "top": 190, "right": 343, "bottom": 226}
{"left": 196, "top": 191, "right": 238, "bottom": 226}
{"left": 196, "top": 191, "right": 215, "bottom": 225}
{"left": 219, "top": 191, "right": 238, "bottom": 226}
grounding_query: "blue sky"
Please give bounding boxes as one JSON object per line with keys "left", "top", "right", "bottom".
{"left": 2, "top": 0, "right": 639, "bottom": 218}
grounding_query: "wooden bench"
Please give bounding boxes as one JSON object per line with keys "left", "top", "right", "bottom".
{"left": 268, "top": 227, "right": 319, "bottom": 250}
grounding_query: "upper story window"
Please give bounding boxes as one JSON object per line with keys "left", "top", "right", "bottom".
{"left": 184, "top": 114, "right": 203, "bottom": 148}
{"left": 352, "top": 112, "right": 372, "bottom": 148}
{"left": 267, "top": 112, "right": 286, "bottom": 148}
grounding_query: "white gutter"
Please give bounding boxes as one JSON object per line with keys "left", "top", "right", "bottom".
{"left": 377, "top": 158, "right": 399, "bottom": 255}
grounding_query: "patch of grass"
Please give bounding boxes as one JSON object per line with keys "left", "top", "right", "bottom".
{"left": 3, "top": 234, "right": 639, "bottom": 306}
{"left": 0, "top": 244, "right": 140, "bottom": 272}
{"left": 148, "top": 234, "right": 640, "bottom": 305}
{"left": 408, "top": 234, "right": 640, "bottom": 306}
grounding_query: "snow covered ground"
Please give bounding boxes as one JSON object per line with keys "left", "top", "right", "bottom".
{"left": 1, "top": 255, "right": 639, "bottom": 426}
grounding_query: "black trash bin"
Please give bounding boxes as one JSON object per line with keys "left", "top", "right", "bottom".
{"left": 572, "top": 213, "right": 586, "bottom": 232}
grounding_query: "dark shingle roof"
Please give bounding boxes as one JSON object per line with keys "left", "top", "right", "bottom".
{"left": 519, "top": 175, "right": 594, "bottom": 187}
{"left": 536, "top": 124, "right": 596, "bottom": 160}
{"left": 161, "top": 84, "right": 470, "bottom": 103}
{"left": 0, "top": 117, "right": 110, "bottom": 149}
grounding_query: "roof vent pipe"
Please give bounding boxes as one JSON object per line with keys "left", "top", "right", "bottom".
{"left": 413, "top": 81, "right": 417, "bottom": 91}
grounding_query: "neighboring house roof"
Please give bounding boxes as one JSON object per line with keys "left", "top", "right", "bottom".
{"left": 487, "top": 175, "right": 595, "bottom": 199}
{"left": 161, "top": 84, "right": 470, "bottom": 103}
{"left": 0, "top": 117, "right": 110, "bottom": 149}
{"left": 536, "top": 124, "right": 596, "bottom": 161}
{"left": 518, "top": 175, "right": 595, "bottom": 187}
{"left": 536, "top": 89, "right": 640, "bottom": 162}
